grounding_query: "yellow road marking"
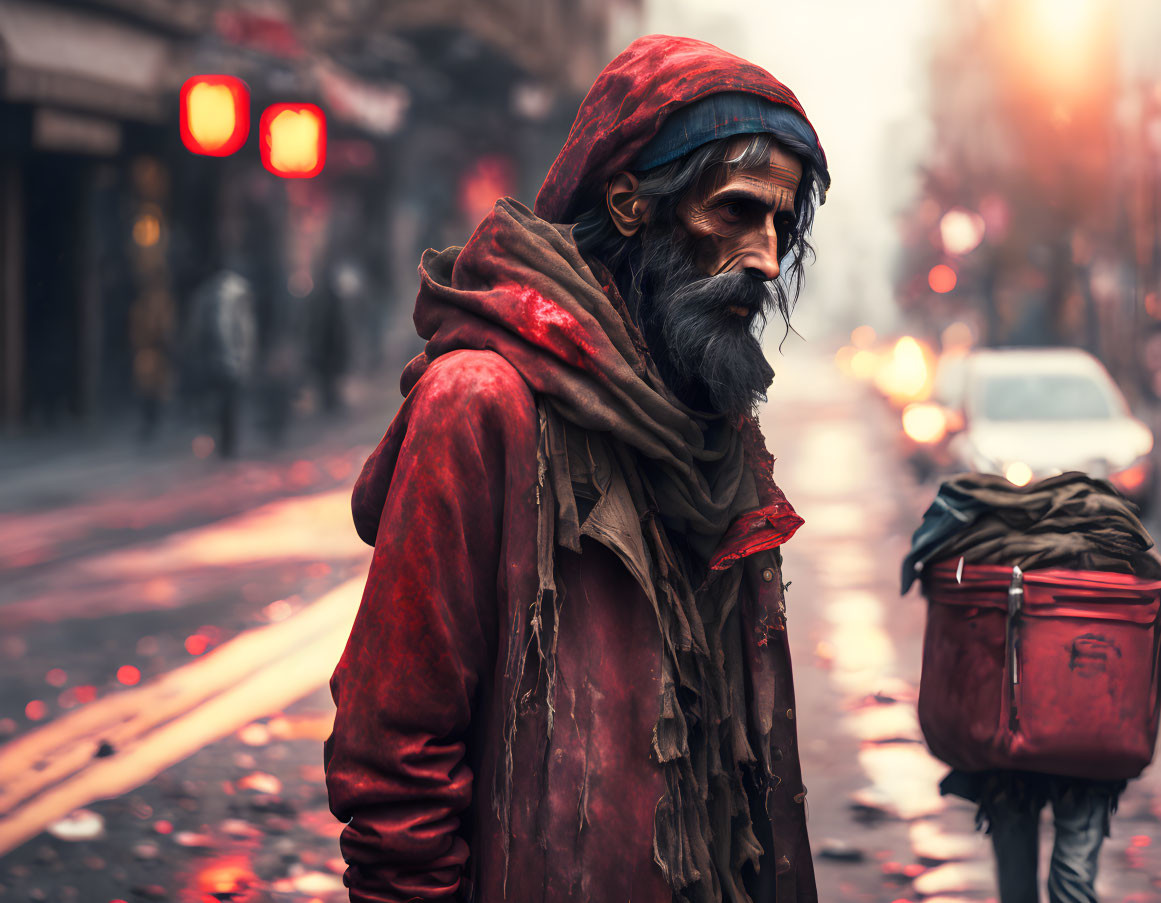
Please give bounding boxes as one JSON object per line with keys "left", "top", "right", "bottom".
{"left": 0, "top": 576, "right": 365, "bottom": 854}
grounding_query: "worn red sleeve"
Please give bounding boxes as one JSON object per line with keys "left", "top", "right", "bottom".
{"left": 325, "top": 350, "right": 536, "bottom": 902}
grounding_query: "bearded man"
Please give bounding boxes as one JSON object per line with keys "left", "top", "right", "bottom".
{"left": 325, "top": 35, "right": 830, "bottom": 903}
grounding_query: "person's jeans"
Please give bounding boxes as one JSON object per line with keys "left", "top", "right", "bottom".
{"left": 988, "top": 785, "right": 1109, "bottom": 903}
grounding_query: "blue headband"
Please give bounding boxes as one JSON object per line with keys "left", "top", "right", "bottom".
{"left": 632, "top": 92, "right": 822, "bottom": 173}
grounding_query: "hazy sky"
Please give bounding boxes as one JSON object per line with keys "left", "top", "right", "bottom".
{"left": 638, "top": 0, "right": 938, "bottom": 343}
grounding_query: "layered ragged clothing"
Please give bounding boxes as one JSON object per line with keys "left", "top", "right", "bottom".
{"left": 325, "top": 198, "right": 815, "bottom": 902}
{"left": 327, "top": 32, "right": 827, "bottom": 903}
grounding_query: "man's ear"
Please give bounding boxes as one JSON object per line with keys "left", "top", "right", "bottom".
{"left": 606, "top": 172, "right": 650, "bottom": 237}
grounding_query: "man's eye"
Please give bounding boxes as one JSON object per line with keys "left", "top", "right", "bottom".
{"left": 719, "top": 202, "right": 745, "bottom": 221}
{"left": 776, "top": 219, "right": 796, "bottom": 256}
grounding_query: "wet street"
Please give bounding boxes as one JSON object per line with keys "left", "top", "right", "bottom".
{"left": 3, "top": 346, "right": 1161, "bottom": 902}
{"left": 0, "top": 405, "right": 386, "bottom": 902}
{"left": 769, "top": 341, "right": 1161, "bottom": 903}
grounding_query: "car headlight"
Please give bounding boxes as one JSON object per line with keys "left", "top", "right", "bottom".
{"left": 1001, "top": 461, "right": 1033, "bottom": 486}
{"left": 902, "top": 403, "right": 948, "bottom": 444}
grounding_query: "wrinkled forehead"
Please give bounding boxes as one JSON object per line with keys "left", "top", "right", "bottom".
{"left": 706, "top": 135, "right": 803, "bottom": 199}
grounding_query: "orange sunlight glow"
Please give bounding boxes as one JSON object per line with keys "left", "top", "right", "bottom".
{"left": 1029, "top": 0, "right": 1097, "bottom": 54}
{"left": 1007, "top": 0, "right": 1106, "bottom": 98}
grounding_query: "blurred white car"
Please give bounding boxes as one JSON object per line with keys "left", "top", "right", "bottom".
{"left": 946, "top": 348, "right": 1155, "bottom": 509}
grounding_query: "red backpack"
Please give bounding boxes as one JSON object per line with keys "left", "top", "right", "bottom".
{"left": 919, "top": 559, "right": 1161, "bottom": 780}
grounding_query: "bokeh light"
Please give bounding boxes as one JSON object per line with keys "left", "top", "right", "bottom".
{"left": 874, "top": 336, "right": 934, "bottom": 404}
{"left": 180, "top": 75, "right": 250, "bottom": 156}
{"left": 185, "top": 634, "right": 210, "bottom": 656}
{"left": 116, "top": 665, "right": 141, "bottom": 686}
{"left": 1004, "top": 461, "right": 1034, "bottom": 487}
{"left": 902, "top": 402, "right": 948, "bottom": 444}
{"left": 939, "top": 209, "right": 986, "bottom": 256}
{"left": 192, "top": 435, "right": 216, "bottom": 459}
{"left": 261, "top": 104, "right": 327, "bottom": 178}
{"left": 928, "top": 264, "right": 958, "bottom": 294}
{"left": 132, "top": 212, "right": 162, "bottom": 248}
{"left": 851, "top": 325, "right": 877, "bottom": 348}
{"left": 851, "top": 349, "right": 878, "bottom": 380}
{"left": 940, "top": 321, "right": 974, "bottom": 352}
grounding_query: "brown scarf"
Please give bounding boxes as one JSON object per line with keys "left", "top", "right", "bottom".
{"left": 407, "top": 198, "right": 773, "bottom": 902}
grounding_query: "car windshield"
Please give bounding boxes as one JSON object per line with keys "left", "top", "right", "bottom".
{"left": 933, "top": 357, "right": 966, "bottom": 408}
{"left": 975, "top": 373, "right": 1116, "bottom": 421}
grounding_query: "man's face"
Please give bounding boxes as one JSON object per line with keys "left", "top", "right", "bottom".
{"left": 631, "top": 136, "right": 803, "bottom": 417}
{"left": 676, "top": 136, "right": 803, "bottom": 289}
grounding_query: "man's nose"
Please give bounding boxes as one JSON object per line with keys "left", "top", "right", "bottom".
{"left": 738, "top": 220, "right": 781, "bottom": 281}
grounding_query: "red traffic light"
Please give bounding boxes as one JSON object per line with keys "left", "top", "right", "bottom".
{"left": 180, "top": 75, "right": 250, "bottom": 157}
{"left": 259, "top": 103, "right": 326, "bottom": 178}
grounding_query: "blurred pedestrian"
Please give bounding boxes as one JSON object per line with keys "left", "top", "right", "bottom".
{"left": 942, "top": 771, "right": 1124, "bottom": 903}
{"left": 129, "top": 270, "right": 176, "bottom": 442}
{"left": 188, "top": 268, "right": 256, "bottom": 457}
{"left": 305, "top": 270, "right": 349, "bottom": 415}
{"left": 907, "top": 473, "right": 1161, "bottom": 903}
{"left": 255, "top": 334, "right": 298, "bottom": 447}
{"left": 333, "top": 257, "right": 374, "bottom": 369}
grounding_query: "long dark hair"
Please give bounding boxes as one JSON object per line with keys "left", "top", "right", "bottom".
{"left": 572, "top": 131, "right": 828, "bottom": 339}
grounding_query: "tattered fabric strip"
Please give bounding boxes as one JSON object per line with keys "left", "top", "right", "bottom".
{"left": 408, "top": 199, "right": 805, "bottom": 903}
{"left": 523, "top": 406, "right": 769, "bottom": 903}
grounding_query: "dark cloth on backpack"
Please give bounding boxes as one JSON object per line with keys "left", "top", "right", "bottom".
{"left": 901, "top": 472, "right": 1161, "bottom": 594}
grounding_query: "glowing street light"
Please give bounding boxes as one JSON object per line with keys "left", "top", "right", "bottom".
{"left": 874, "top": 336, "right": 934, "bottom": 405}
{"left": 902, "top": 402, "right": 949, "bottom": 444}
{"left": 180, "top": 76, "right": 249, "bottom": 157}
{"left": 928, "top": 264, "right": 958, "bottom": 294}
{"left": 939, "top": 209, "right": 986, "bottom": 256}
{"left": 1004, "top": 461, "right": 1034, "bottom": 486}
{"left": 259, "top": 103, "right": 327, "bottom": 178}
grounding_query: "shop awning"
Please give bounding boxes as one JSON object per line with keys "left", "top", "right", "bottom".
{"left": 0, "top": 0, "right": 174, "bottom": 122}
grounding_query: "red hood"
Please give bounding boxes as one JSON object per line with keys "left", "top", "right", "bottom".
{"left": 535, "top": 34, "right": 826, "bottom": 224}
{"left": 355, "top": 199, "right": 802, "bottom": 561}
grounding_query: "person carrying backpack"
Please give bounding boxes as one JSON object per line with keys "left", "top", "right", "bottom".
{"left": 905, "top": 472, "right": 1161, "bottom": 903}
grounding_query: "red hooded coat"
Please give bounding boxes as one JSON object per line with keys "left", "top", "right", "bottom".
{"left": 326, "top": 35, "right": 823, "bottom": 903}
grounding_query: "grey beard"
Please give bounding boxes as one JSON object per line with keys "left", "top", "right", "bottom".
{"left": 632, "top": 228, "right": 777, "bottom": 417}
